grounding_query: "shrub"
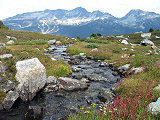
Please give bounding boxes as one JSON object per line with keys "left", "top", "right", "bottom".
{"left": 149, "top": 28, "right": 154, "bottom": 32}
{"left": 85, "top": 43, "right": 99, "bottom": 48}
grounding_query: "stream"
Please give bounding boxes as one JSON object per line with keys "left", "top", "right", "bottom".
{"left": 0, "top": 44, "right": 120, "bottom": 120}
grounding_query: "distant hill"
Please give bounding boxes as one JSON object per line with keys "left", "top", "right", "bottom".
{"left": 3, "top": 7, "right": 160, "bottom": 38}
{"left": 0, "top": 21, "right": 9, "bottom": 29}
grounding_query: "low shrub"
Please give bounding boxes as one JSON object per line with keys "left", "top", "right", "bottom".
{"left": 85, "top": 43, "right": 99, "bottom": 48}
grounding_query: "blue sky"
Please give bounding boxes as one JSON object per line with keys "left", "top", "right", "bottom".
{"left": 0, "top": 0, "right": 160, "bottom": 20}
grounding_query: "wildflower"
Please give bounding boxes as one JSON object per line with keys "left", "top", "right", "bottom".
{"left": 80, "top": 107, "right": 84, "bottom": 110}
{"left": 88, "top": 107, "right": 91, "bottom": 109}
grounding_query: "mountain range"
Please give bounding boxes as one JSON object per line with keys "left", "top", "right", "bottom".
{"left": 3, "top": 7, "right": 160, "bottom": 38}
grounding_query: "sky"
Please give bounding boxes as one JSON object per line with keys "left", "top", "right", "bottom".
{"left": 0, "top": 0, "right": 160, "bottom": 20}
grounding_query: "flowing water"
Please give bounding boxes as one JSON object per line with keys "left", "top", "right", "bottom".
{"left": 0, "top": 44, "right": 120, "bottom": 120}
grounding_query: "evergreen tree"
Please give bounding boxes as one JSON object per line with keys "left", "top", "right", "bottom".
{"left": 149, "top": 28, "right": 154, "bottom": 32}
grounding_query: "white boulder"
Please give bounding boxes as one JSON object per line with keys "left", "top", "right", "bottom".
{"left": 121, "top": 40, "right": 129, "bottom": 45}
{"left": 141, "top": 33, "right": 151, "bottom": 38}
{"left": 6, "top": 40, "right": 14, "bottom": 45}
{"left": 15, "top": 58, "right": 46, "bottom": 101}
{"left": 48, "top": 39, "right": 56, "bottom": 45}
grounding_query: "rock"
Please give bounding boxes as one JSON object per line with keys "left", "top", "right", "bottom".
{"left": 0, "top": 43, "right": 6, "bottom": 49}
{"left": 6, "top": 40, "right": 14, "bottom": 45}
{"left": 140, "top": 39, "right": 155, "bottom": 46}
{"left": 153, "top": 84, "right": 160, "bottom": 91}
{"left": 44, "top": 84, "right": 58, "bottom": 93}
{"left": 97, "top": 88, "right": 115, "bottom": 103}
{"left": 122, "top": 48, "right": 128, "bottom": 51}
{"left": 148, "top": 97, "right": 160, "bottom": 115}
{"left": 91, "top": 48, "right": 98, "bottom": 52}
{"left": 2, "top": 91, "right": 19, "bottom": 110}
{"left": 79, "top": 53, "right": 86, "bottom": 56}
{"left": 6, "top": 36, "right": 17, "bottom": 41}
{"left": 99, "top": 62, "right": 108, "bottom": 67}
{"left": 116, "top": 35, "right": 124, "bottom": 38}
{"left": 15, "top": 58, "right": 46, "bottom": 101}
{"left": 1, "top": 80, "right": 15, "bottom": 92}
{"left": 87, "top": 75, "right": 108, "bottom": 82}
{"left": 112, "top": 71, "right": 118, "bottom": 76}
{"left": 29, "top": 105, "right": 42, "bottom": 116}
{"left": 48, "top": 39, "right": 56, "bottom": 45}
{"left": 130, "top": 67, "right": 144, "bottom": 74}
{"left": 72, "top": 66, "right": 82, "bottom": 72}
{"left": 155, "top": 36, "right": 160, "bottom": 39}
{"left": 72, "top": 73, "right": 83, "bottom": 79}
{"left": 58, "top": 77, "right": 88, "bottom": 91}
{"left": 81, "top": 78, "right": 90, "bottom": 83}
{"left": 0, "top": 104, "right": 3, "bottom": 111}
{"left": 151, "top": 45, "right": 158, "bottom": 50}
{"left": 47, "top": 76, "right": 57, "bottom": 85}
{"left": 141, "top": 33, "right": 151, "bottom": 38}
{"left": 0, "top": 54, "right": 12, "bottom": 59}
{"left": 55, "top": 41, "right": 62, "bottom": 45}
{"left": 51, "top": 57, "right": 56, "bottom": 61}
{"left": 121, "top": 40, "right": 129, "bottom": 45}
{"left": 121, "top": 54, "right": 130, "bottom": 59}
{"left": 118, "top": 64, "right": 130, "bottom": 74}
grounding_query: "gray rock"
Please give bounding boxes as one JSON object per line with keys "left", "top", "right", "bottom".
{"left": 2, "top": 91, "right": 19, "bottom": 110}
{"left": 153, "top": 84, "right": 160, "bottom": 91}
{"left": 15, "top": 58, "right": 46, "bottom": 101}
{"left": 72, "top": 66, "right": 82, "bottom": 72}
{"left": 0, "top": 43, "right": 6, "bottom": 49}
{"left": 6, "top": 36, "right": 17, "bottom": 41}
{"left": 130, "top": 67, "right": 144, "bottom": 74}
{"left": 44, "top": 84, "right": 58, "bottom": 93}
{"left": 1, "top": 80, "right": 15, "bottom": 92}
{"left": 56, "top": 41, "right": 62, "bottom": 45}
{"left": 121, "top": 40, "right": 129, "bottom": 45}
{"left": 0, "top": 104, "right": 3, "bottom": 111}
{"left": 141, "top": 33, "right": 151, "bottom": 38}
{"left": 48, "top": 39, "right": 56, "bottom": 45}
{"left": 97, "top": 88, "right": 115, "bottom": 104}
{"left": 148, "top": 97, "right": 160, "bottom": 115}
{"left": 79, "top": 53, "right": 86, "bottom": 56}
{"left": 140, "top": 39, "right": 155, "bottom": 46}
{"left": 47, "top": 76, "right": 57, "bottom": 85}
{"left": 118, "top": 64, "right": 130, "bottom": 74}
{"left": 99, "top": 62, "right": 108, "bottom": 67}
{"left": 6, "top": 40, "right": 14, "bottom": 45}
{"left": 91, "top": 48, "right": 98, "bottom": 52}
{"left": 112, "top": 71, "right": 118, "bottom": 76}
{"left": 87, "top": 75, "right": 108, "bottom": 82}
{"left": 0, "top": 54, "right": 12, "bottom": 59}
{"left": 58, "top": 77, "right": 88, "bottom": 91}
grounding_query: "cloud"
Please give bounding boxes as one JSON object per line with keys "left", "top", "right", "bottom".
{"left": 0, "top": 0, "right": 159, "bottom": 20}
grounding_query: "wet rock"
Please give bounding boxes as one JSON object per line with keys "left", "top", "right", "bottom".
{"left": 6, "top": 40, "right": 14, "bottom": 45}
{"left": 48, "top": 39, "right": 56, "bottom": 45}
{"left": 15, "top": 58, "right": 46, "bottom": 101}
{"left": 121, "top": 40, "right": 129, "bottom": 45}
{"left": 72, "top": 66, "right": 82, "bottom": 72}
{"left": 44, "top": 85, "right": 58, "bottom": 93}
{"left": 58, "top": 77, "right": 88, "bottom": 91}
{"left": 2, "top": 91, "right": 19, "bottom": 110}
{"left": 148, "top": 97, "right": 160, "bottom": 115}
{"left": 0, "top": 43, "right": 5, "bottom": 49}
{"left": 72, "top": 73, "right": 83, "bottom": 79}
{"left": 97, "top": 88, "right": 115, "bottom": 103}
{"left": 112, "top": 71, "right": 118, "bottom": 76}
{"left": 94, "top": 69, "right": 103, "bottom": 74}
{"left": 1, "top": 80, "right": 15, "bottom": 92}
{"left": 81, "top": 78, "right": 90, "bottom": 83}
{"left": 0, "top": 54, "right": 12, "bottom": 59}
{"left": 87, "top": 75, "right": 108, "bottom": 82}
{"left": 99, "top": 62, "right": 108, "bottom": 67}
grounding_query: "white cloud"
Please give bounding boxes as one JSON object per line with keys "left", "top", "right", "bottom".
{"left": 0, "top": 0, "right": 159, "bottom": 20}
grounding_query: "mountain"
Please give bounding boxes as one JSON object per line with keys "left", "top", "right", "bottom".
{"left": 3, "top": 7, "right": 160, "bottom": 38}
{"left": 0, "top": 21, "right": 9, "bottom": 29}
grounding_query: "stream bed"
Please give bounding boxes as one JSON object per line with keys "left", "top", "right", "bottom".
{"left": 0, "top": 44, "right": 120, "bottom": 120}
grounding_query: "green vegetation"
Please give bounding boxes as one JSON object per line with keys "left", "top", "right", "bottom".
{"left": 85, "top": 39, "right": 109, "bottom": 44}
{"left": 85, "top": 43, "right": 99, "bottom": 48}
{"left": 0, "top": 21, "right": 9, "bottom": 29}
{"left": 149, "top": 27, "right": 154, "bottom": 32}
{"left": 13, "top": 39, "right": 47, "bottom": 45}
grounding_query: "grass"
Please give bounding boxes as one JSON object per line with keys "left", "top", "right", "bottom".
{"left": 12, "top": 39, "right": 47, "bottom": 45}
{"left": 85, "top": 43, "right": 99, "bottom": 48}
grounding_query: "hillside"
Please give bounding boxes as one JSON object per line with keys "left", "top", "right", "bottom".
{"left": 3, "top": 7, "right": 160, "bottom": 38}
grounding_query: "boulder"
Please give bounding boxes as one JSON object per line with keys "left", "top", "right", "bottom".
{"left": 155, "top": 36, "right": 160, "bottom": 39}
{"left": 48, "top": 39, "right": 56, "bottom": 45}
{"left": 130, "top": 67, "right": 144, "bottom": 74}
{"left": 6, "top": 36, "right": 17, "bottom": 41}
{"left": 58, "top": 77, "right": 88, "bottom": 91}
{"left": 118, "top": 64, "right": 130, "bottom": 74}
{"left": 87, "top": 75, "right": 108, "bottom": 82}
{"left": 2, "top": 91, "right": 19, "bottom": 110}
{"left": 121, "top": 40, "right": 129, "bottom": 45}
{"left": 148, "top": 97, "right": 160, "bottom": 115}
{"left": 140, "top": 39, "right": 155, "bottom": 46}
{"left": 6, "top": 40, "right": 14, "bottom": 45}
{"left": 47, "top": 76, "right": 57, "bottom": 85}
{"left": 97, "top": 88, "right": 115, "bottom": 103}
{"left": 0, "top": 43, "right": 6, "bottom": 49}
{"left": 141, "top": 33, "right": 151, "bottom": 38}
{"left": 0, "top": 54, "right": 12, "bottom": 59}
{"left": 15, "top": 58, "right": 46, "bottom": 101}
{"left": 0, "top": 80, "right": 15, "bottom": 92}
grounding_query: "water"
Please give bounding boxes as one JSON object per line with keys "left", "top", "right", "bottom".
{"left": 0, "top": 44, "right": 120, "bottom": 120}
